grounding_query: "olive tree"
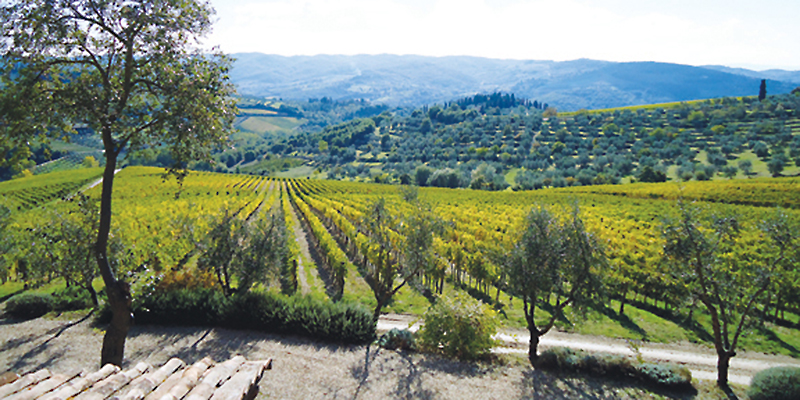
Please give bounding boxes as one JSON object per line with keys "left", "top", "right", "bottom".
{"left": 361, "top": 198, "right": 441, "bottom": 320}
{"left": 196, "top": 206, "right": 291, "bottom": 295}
{"left": 661, "top": 204, "right": 797, "bottom": 387}
{"left": 48, "top": 194, "right": 127, "bottom": 306}
{"left": 1, "top": 0, "right": 236, "bottom": 366}
{"left": 506, "top": 204, "right": 605, "bottom": 363}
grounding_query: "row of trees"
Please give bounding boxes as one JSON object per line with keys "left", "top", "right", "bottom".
{"left": 347, "top": 191, "right": 798, "bottom": 387}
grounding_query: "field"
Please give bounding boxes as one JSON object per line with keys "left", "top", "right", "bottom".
{"left": 2, "top": 168, "right": 800, "bottom": 392}
{"left": 0, "top": 168, "right": 103, "bottom": 212}
{"left": 237, "top": 116, "right": 302, "bottom": 135}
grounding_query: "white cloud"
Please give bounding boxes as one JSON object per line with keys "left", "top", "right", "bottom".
{"left": 204, "top": 0, "right": 800, "bottom": 70}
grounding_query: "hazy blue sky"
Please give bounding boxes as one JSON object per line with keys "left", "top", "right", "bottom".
{"left": 205, "top": 0, "right": 799, "bottom": 70}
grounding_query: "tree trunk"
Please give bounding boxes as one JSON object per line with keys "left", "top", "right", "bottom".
{"left": 335, "top": 270, "right": 344, "bottom": 301}
{"left": 528, "top": 329, "right": 540, "bottom": 363}
{"left": 774, "top": 293, "right": 780, "bottom": 320}
{"left": 373, "top": 294, "right": 385, "bottom": 322}
{"left": 85, "top": 280, "right": 99, "bottom": 306}
{"left": 619, "top": 291, "right": 626, "bottom": 315}
{"left": 717, "top": 352, "right": 731, "bottom": 387}
{"left": 101, "top": 280, "right": 132, "bottom": 366}
{"left": 95, "top": 148, "right": 131, "bottom": 367}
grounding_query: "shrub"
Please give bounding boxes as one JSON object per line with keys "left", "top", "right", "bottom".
{"left": 535, "top": 347, "right": 583, "bottom": 372}
{"left": 302, "top": 298, "right": 375, "bottom": 344}
{"left": 580, "top": 353, "right": 637, "bottom": 378}
{"left": 378, "top": 328, "right": 416, "bottom": 351}
{"left": 134, "top": 288, "right": 228, "bottom": 326}
{"left": 5, "top": 293, "right": 54, "bottom": 319}
{"left": 103, "top": 288, "right": 376, "bottom": 344}
{"left": 535, "top": 347, "right": 690, "bottom": 389}
{"left": 418, "top": 292, "right": 499, "bottom": 361}
{"left": 636, "top": 362, "right": 692, "bottom": 388}
{"left": 154, "top": 268, "right": 218, "bottom": 292}
{"left": 52, "top": 286, "right": 93, "bottom": 311}
{"left": 748, "top": 367, "right": 800, "bottom": 400}
{"left": 225, "top": 290, "right": 288, "bottom": 330}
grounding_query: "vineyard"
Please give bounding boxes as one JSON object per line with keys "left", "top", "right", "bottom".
{"left": 554, "top": 176, "right": 800, "bottom": 208}
{"left": 2, "top": 168, "right": 800, "bottom": 358}
{"left": 0, "top": 168, "right": 104, "bottom": 212}
{"left": 31, "top": 151, "right": 106, "bottom": 175}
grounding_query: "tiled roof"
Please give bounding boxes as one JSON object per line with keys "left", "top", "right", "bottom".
{"left": 0, "top": 356, "right": 271, "bottom": 400}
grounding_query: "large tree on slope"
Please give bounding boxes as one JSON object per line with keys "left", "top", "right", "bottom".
{"left": 0, "top": 0, "right": 237, "bottom": 366}
{"left": 661, "top": 204, "right": 797, "bottom": 387}
{"left": 505, "top": 204, "right": 605, "bottom": 363}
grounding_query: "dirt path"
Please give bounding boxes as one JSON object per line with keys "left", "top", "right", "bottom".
{"left": 283, "top": 182, "right": 310, "bottom": 295}
{"left": 82, "top": 168, "right": 121, "bottom": 192}
{"left": 0, "top": 315, "right": 696, "bottom": 400}
{"left": 243, "top": 180, "right": 275, "bottom": 221}
{"left": 377, "top": 313, "right": 800, "bottom": 385}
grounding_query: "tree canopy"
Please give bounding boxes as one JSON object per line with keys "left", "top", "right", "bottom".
{"left": 661, "top": 204, "right": 798, "bottom": 387}
{"left": 505, "top": 204, "right": 605, "bottom": 362}
{"left": 0, "top": 0, "right": 237, "bottom": 366}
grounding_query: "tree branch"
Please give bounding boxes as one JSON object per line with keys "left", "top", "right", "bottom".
{"left": 67, "top": 2, "right": 124, "bottom": 43}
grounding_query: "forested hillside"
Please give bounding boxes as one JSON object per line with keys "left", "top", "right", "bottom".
{"left": 270, "top": 92, "right": 800, "bottom": 190}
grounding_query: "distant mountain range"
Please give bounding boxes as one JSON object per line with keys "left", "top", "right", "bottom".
{"left": 229, "top": 53, "right": 799, "bottom": 111}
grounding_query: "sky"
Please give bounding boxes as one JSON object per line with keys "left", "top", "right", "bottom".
{"left": 205, "top": 0, "right": 800, "bottom": 71}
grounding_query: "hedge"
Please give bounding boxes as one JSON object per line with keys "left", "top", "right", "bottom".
{"left": 101, "top": 288, "right": 375, "bottom": 344}
{"left": 5, "top": 293, "right": 54, "bottom": 319}
{"left": 748, "top": 367, "right": 800, "bottom": 400}
{"left": 534, "top": 347, "right": 692, "bottom": 390}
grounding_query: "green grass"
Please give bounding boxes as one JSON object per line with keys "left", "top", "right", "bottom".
{"left": 236, "top": 116, "right": 302, "bottom": 134}
{"left": 558, "top": 97, "right": 749, "bottom": 117}
{"left": 48, "top": 141, "right": 100, "bottom": 153}
{"left": 0, "top": 281, "right": 25, "bottom": 301}
{"left": 299, "top": 253, "right": 329, "bottom": 302}
{"left": 238, "top": 157, "right": 305, "bottom": 175}
{"left": 733, "top": 150, "right": 771, "bottom": 177}
{"left": 237, "top": 108, "right": 277, "bottom": 116}
{"left": 505, "top": 168, "right": 520, "bottom": 186}
{"left": 274, "top": 165, "right": 316, "bottom": 178}
{"left": 666, "top": 164, "right": 680, "bottom": 181}
{"left": 382, "top": 284, "right": 432, "bottom": 315}
{"left": 341, "top": 264, "right": 376, "bottom": 310}
{"left": 566, "top": 300, "right": 697, "bottom": 344}
{"left": 265, "top": 117, "right": 303, "bottom": 130}
{"left": 0, "top": 278, "right": 104, "bottom": 303}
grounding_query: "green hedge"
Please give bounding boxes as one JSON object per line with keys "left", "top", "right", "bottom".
{"left": 748, "top": 367, "right": 800, "bottom": 400}
{"left": 378, "top": 328, "right": 416, "bottom": 351}
{"left": 52, "top": 286, "right": 94, "bottom": 311}
{"left": 5, "top": 293, "right": 54, "bottom": 319}
{"left": 534, "top": 347, "right": 692, "bottom": 390}
{"left": 106, "top": 288, "right": 375, "bottom": 344}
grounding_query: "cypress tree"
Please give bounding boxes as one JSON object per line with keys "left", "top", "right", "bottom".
{"left": 759, "top": 79, "right": 767, "bottom": 101}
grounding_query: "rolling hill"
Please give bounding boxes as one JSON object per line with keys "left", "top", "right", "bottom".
{"left": 229, "top": 53, "right": 799, "bottom": 111}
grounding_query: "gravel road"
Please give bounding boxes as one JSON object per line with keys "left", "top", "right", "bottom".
{"left": 377, "top": 313, "right": 800, "bottom": 385}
